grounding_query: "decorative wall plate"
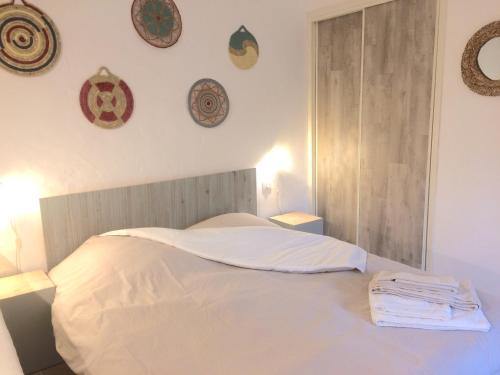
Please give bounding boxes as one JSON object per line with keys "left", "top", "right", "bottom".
{"left": 229, "top": 25, "right": 259, "bottom": 70}
{"left": 0, "top": 0, "right": 60, "bottom": 76}
{"left": 131, "top": 0, "right": 182, "bottom": 48}
{"left": 188, "top": 79, "right": 229, "bottom": 128}
{"left": 462, "top": 21, "right": 500, "bottom": 96}
{"left": 80, "top": 67, "right": 134, "bottom": 129}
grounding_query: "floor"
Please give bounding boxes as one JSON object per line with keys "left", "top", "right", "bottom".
{"left": 30, "top": 362, "right": 75, "bottom": 375}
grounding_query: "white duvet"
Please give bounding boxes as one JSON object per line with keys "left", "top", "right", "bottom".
{"left": 104, "top": 226, "right": 367, "bottom": 274}
{"left": 0, "top": 310, "right": 23, "bottom": 375}
{"left": 49, "top": 232, "right": 500, "bottom": 375}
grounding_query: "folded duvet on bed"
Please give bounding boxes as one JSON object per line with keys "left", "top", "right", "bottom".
{"left": 103, "top": 226, "right": 368, "bottom": 274}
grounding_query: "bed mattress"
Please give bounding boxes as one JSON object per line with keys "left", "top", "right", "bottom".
{"left": 49, "top": 235, "right": 500, "bottom": 375}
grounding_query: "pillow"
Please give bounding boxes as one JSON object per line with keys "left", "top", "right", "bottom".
{"left": 188, "top": 213, "right": 279, "bottom": 230}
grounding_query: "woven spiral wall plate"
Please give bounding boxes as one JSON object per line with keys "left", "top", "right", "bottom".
{"left": 188, "top": 79, "right": 230, "bottom": 128}
{"left": 80, "top": 67, "right": 134, "bottom": 129}
{"left": 0, "top": 0, "right": 60, "bottom": 76}
{"left": 131, "top": 0, "right": 182, "bottom": 48}
{"left": 462, "top": 21, "right": 500, "bottom": 96}
{"left": 229, "top": 25, "right": 259, "bottom": 70}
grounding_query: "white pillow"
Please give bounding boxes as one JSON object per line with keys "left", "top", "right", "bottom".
{"left": 188, "top": 213, "right": 278, "bottom": 230}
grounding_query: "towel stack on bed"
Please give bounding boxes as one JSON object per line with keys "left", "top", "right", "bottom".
{"left": 369, "top": 271, "right": 491, "bottom": 332}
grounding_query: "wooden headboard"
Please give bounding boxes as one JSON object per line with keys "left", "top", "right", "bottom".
{"left": 40, "top": 169, "right": 257, "bottom": 269}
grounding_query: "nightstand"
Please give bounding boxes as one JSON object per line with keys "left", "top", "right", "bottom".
{"left": 269, "top": 212, "right": 324, "bottom": 235}
{"left": 0, "top": 271, "right": 62, "bottom": 374}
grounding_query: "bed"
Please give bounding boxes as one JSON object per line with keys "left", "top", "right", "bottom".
{"left": 0, "top": 310, "right": 23, "bottom": 375}
{"left": 39, "top": 169, "right": 500, "bottom": 375}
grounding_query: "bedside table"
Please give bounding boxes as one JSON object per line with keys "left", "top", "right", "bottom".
{"left": 269, "top": 212, "right": 324, "bottom": 235}
{"left": 0, "top": 271, "right": 62, "bottom": 374}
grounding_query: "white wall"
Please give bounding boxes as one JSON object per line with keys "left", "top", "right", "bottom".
{"left": 0, "top": 0, "right": 311, "bottom": 274}
{"left": 429, "top": 0, "right": 500, "bottom": 295}
{"left": 2, "top": 0, "right": 499, "bottom": 296}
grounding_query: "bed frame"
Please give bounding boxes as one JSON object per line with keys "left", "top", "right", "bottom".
{"left": 40, "top": 169, "right": 257, "bottom": 269}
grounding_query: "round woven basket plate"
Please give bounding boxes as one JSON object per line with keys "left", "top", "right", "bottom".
{"left": 0, "top": 0, "right": 60, "bottom": 76}
{"left": 131, "top": 0, "right": 182, "bottom": 48}
{"left": 80, "top": 67, "right": 134, "bottom": 129}
{"left": 229, "top": 25, "right": 259, "bottom": 70}
{"left": 188, "top": 79, "right": 229, "bottom": 128}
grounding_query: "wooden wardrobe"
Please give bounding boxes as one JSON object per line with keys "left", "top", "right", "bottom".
{"left": 316, "top": 0, "right": 438, "bottom": 268}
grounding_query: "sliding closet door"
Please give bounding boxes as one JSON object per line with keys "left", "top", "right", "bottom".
{"left": 358, "top": 0, "right": 437, "bottom": 267}
{"left": 317, "top": 13, "right": 363, "bottom": 244}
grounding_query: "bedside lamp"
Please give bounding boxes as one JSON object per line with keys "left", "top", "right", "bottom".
{"left": 257, "top": 146, "right": 293, "bottom": 212}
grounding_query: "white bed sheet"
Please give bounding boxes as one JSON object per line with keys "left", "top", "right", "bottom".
{"left": 49, "top": 233, "right": 500, "bottom": 375}
{"left": 0, "top": 310, "right": 23, "bottom": 375}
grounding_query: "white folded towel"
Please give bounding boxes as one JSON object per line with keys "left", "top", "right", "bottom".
{"left": 373, "top": 271, "right": 460, "bottom": 294}
{"left": 370, "top": 272, "right": 481, "bottom": 312}
{"left": 369, "top": 292, "right": 491, "bottom": 332}
{"left": 370, "top": 293, "right": 452, "bottom": 321}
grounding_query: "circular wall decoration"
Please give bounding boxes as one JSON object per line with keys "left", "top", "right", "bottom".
{"left": 80, "top": 67, "right": 134, "bottom": 129}
{"left": 229, "top": 25, "right": 259, "bottom": 70}
{"left": 188, "top": 79, "right": 229, "bottom": 128}
{"left": 462, "top": 21, "right": 500, "bottom": 96}
{"left": 131, "top": 0, "right": 182, "bottom": 48}
{"left": 0, "top": 0, "right": 60, "bottom": 76}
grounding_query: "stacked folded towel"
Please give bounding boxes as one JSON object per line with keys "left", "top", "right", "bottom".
{"left": 369, "top": 271, "right": 491, "bottom": 332}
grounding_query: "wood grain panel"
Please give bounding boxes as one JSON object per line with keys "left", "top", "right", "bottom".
{"left": 317, "top": 12, "right": 363, "bottom": 244}
{"left": 40, "top": 169, "right": 257, "bottom": 269}
{"left": 359, "top": 0, "right": 437, "bottom": 267}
